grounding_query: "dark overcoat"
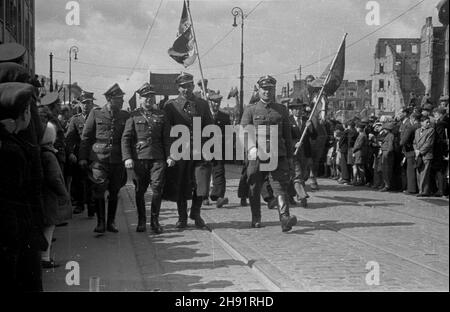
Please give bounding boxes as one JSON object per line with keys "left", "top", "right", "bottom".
{"left": 162, "top": 95, "right": 214, "bottom": 202}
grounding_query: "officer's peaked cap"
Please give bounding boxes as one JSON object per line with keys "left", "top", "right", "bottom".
{"left": 257, "top": 75, "right": 277, "bottom": 88}
{"left": 79, "top": 91, "right": 96, "bottom": 102}
{"left": 176, "top": 72, "right": 194, "bottom": 85}
{"left": 104, "top": 83, "right": 125, "bottom": 98}
{"left": 136, "top": 82, "right": 155, "bottom": 97}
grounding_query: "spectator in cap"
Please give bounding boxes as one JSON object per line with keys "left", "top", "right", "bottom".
{"left": 431, "top": 107, "right": 448, "bottom": 197}
{"left": 379, "top": 122, "right": 396, "bottom": 192}
{"left": 352, "top": 123, "right": 368, "bottom": 186}
{"left": 399, "top": 111, "right": 421, "bottom": 194}
{"left": 0, "top": 82, "right": 44, "bottom": 291}
{"left": 414, "top": 116, "right": 435, "bottom": 197}
{"left": 162, "top": 72, "right": 215, "bottom": 229}
{"left": 421, "top": 103, "right": 434, "bottom": 117}
{"left": 298, "top": 74, "right": 318, "bottom": 109}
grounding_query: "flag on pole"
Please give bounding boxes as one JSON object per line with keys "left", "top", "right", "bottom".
{"left": 168, "top": 0, "right": 197, "bottom": 67}
{"left": 128, "top": 92, "right": 137, "bottom": 111}
{"left": 311, "top": 36, "right": 346, "bottom": 95}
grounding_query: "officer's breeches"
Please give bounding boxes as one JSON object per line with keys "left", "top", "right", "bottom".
{"left": 90, "top": 162, "right": 127, "bottom": 200}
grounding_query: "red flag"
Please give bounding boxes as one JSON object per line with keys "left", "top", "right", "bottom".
{"left": 168, "top": 0, "right": 197, "bottom": 67}
{"left": 311, "top": 36, "right": 346, "bottom": 95}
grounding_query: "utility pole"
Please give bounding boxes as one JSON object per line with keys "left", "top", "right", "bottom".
{"left": 49, "top": 53, "right": 54, "bottom": 92}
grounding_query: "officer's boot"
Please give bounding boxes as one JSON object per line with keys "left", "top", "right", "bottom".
{"left": 150, "top": 196, "right": 163, "bottom": 234}
{"left": 94, "top": 198, "right": 106, "bottom": 233}
{"left": 176, "top": 200, "right": 188, "bottom": 228}
{"left": 190, "top": 194, "right": 206, "bottom": 229}
{"left": 249, "top": 195, "right": 262, "bottom": 228}
{"left": 294, "top": 182, "right": 308, "bottom": 208}
{"left": 278, "top": 195, "right": 297, "bottom": 233}
{"left": 106, "top": 198, "right": 119, "bottom": 233}
{"left": 136, "top": 193, "right": 147, "bottom": 233}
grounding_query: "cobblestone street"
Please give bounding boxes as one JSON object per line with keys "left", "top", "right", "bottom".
{"left": 43, "top": 165, "right": 449, "bottom": 292}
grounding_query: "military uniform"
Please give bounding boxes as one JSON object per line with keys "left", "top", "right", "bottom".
{"left": 241, "top": 76, "right": 297, "bottom": 232}
{"left": 79, "top": 84, "right": 129, "bottom": 233}
{"left": 162, "top": 73, "right": 214, "bottom": 229}
{"left": 122, "top": 83, "right": 171, "bottom": 233}
{"left": 66, "top": 91, "right": 97, "bottom": 216}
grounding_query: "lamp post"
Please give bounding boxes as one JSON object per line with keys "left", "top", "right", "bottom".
{"left": 68, "top": 45, "right": 79, "bottom": 105}
{"left": 232, "top": 7, "right": 244, "bottom": 121}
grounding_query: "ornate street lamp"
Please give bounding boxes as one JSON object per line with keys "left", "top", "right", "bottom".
{"left": 232, "top": 7, "right": 244, "bottom": 121}
{"left": 68, "top": 45, "right": 79, "bottom": 105}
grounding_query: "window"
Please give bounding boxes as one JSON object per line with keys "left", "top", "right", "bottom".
{"left": 388, "top": 81, "right": 390, "bottom": 88}
{"left": 379, "top": 80, "right": 385, "bottom": 91}
{"left": 378, "top": 97, "right": 384, "bottom": 110}
{"left": 412, "top": 44, "right": 418, "bottom": 54}
{"left": 339, "top": 100, "right": 344, "bottom": 110}
{"left": 379, "top": 64, "right": 384, "bottom": 73}
{"left": 396, "top": 44, "right": 402, "bottom": 53}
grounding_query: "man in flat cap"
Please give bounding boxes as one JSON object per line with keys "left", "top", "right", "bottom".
{"left": 122, "top": 83, "right": 171, "bottom": 233}
{"left": 162, "top": 72, "right": 214, "bottom": 229}
{"left": 288, "top": 99, "right": 316, "bottom": 208}
{"left": 413, "top": 116, "right": 435, "bottom": 197}
{"left": 66, "top": 91, "right": 97, "bottom": 216}
{"left": 205, "top": 91, "right": 231, "bottom": 208}
{"left": 399, "top": 109, "right": 420, "bottom": 194}
{"left": 379, "top": 122, "right": 396, "bottom": 192}
{"left": 79, "top": 83, "right": 130, "bottom": 233}
{"left": 0, "top": 82, "right": 44, "bottom": 291}
{"left": 241, "top": 75, "right": 297, "bottom": 232}
{"left": 431, "top": 107, "right": 448, "bottom": 197}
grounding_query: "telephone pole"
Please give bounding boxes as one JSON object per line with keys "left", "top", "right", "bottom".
{"left": 49, "top": 53, "right": 54, "bottom": 92}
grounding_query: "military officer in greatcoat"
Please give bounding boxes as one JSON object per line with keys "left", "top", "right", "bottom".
{"left": 206, "top": 91, "right": 231, "bottom": 208}
{"left": 122, "top": 83, "right": 171, "bottom": 233}
{"left": 162, "top": 73, "right": 214, "bottom": 229}
{"left": 66, "top": 91, "right": 97, "bottom": 216}
{"left": 241, "top": 75, "right": 297, "bottom": 232}
{"left": 79, "top": 84, "right": 129, "bottom": 234}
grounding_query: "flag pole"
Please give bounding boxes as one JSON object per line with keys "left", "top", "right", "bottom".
{"left": 294, "top": 33, "right": 347, "bottom": 156}
{"left": 186, "top": 0, "right": 207, "bottom": 100}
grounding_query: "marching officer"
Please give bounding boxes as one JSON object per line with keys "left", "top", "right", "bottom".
{"left": 66, "top": 91, "right": 97, "bottom": 216}
{"left": 122, "top": 83, "right": 171, "bottom": 233}
{"left": 162, "top": 73, "right": 214, "bottom": 229}
{"left": 206, "top": 91, "right": 231, "bottom": 208}
{"left": 241, "top": 75, "right": 297, "bottom": 232}
{"left": 289, "top": 99, "right": 317, "bottom": 208}
{"left": 79, "top": 84, "right": 129, "bottom": 234}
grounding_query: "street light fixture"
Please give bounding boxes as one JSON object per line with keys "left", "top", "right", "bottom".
{"left": 231, "top": 7, "right": 244, "bottom": 122}
{"left": 68, "top": 45, "right": 79, "bottom": 106}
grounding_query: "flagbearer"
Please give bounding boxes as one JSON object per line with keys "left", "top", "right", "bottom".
{"left": 122, "top": 83, "right": 171, "bottom": 233}
{"left": 79, "top": 84, "right": 129, "bottom": 234}
{"left": 241, "top": 75, "right": 297, "bottom": 232}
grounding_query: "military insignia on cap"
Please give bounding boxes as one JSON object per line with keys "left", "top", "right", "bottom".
{"left": 136, "top": 82, "right": 156, "bottom": 98}
{"left": 0, "top": 43, "right": 26, "bottom": 63}
{"left": 79, "top": 91, "right": 96, "bottom": 102}
{"left": 176, "top": 72, "right": 194, "bottom": 85}
{"left": 208, "top": 90, "right": 223, "bottom": 102}
{"left": 104, "top": 83, "right": 125, "bottom": 98}
{"left": 257, "top": 75, "right": 277, "bottom": 87}
{"left": 440, "top": 95, "right": 449, "bottom": 101}
{"left": 39, "top": 92, "right": 61, "bottom": 107}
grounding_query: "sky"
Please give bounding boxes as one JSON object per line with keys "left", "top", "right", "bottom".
{"left": 35, "top": 0, "right": 443, "bottom": 108}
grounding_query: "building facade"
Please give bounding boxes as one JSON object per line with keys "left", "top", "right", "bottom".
{"left": 0, "top": 0, "right": 35, "bottom": 74}
{"left": 371, "top": 38, "right": 423, "bottom": 115}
